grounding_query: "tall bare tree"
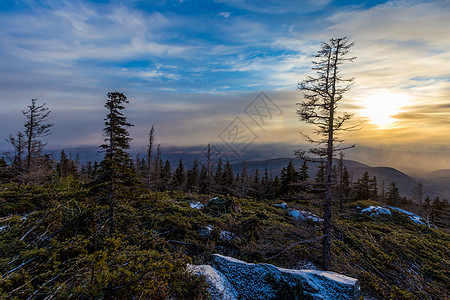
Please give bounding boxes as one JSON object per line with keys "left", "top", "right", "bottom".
{"left": 297, "top": 37, "right": 356, "bottom": 270}
{"left": 22, "top": 99, "right": 53, "bottom": 171}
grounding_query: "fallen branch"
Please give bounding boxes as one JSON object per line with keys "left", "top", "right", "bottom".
{"left": 1, "top": 257, "right": 38, "bottom": 280}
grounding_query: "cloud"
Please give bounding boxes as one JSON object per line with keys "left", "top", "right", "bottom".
{"left": 216, "top": 0, "right": 332, "bottom": 14}
{"left": 218, "top": 12, "right": 231, "bottom": 18}
{"left": 0, "top": 0, "right": 449, "bottom": 172}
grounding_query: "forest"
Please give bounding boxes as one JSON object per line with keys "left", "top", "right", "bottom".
{"left": 0, "top": 91, "right": 449, "bottom": 299}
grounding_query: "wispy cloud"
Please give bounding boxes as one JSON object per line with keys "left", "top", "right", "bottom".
{"left": 0, "top": 0, "right": 449, "bottom": 171}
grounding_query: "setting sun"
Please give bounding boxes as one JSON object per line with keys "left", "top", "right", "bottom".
{"left": 360, "top": 90, "right": 409, "bottom": 127}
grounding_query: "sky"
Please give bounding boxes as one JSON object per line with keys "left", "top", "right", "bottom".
{"left": 0, "top": 0, "right": 449, "bottom": 172}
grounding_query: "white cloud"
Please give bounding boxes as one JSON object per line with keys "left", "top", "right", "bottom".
{"left": 218, "top": 12, "right": 231, "bottom": 18}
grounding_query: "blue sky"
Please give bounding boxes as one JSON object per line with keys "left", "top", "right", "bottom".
{"left": 1, "top": 0, "right": 450, "bottom": 171}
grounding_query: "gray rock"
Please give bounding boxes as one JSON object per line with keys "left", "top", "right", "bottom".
{"left": 199, "top": 225, "right": 214, "bottom": 239}
{"left": 219, "top": 230, "right": 236, "bottom": 242}
{"left": 187, "top": 264, "right": 238, "bottom": 300}
{"left": 211, "top": 254, "right": 360, "bottom": 300}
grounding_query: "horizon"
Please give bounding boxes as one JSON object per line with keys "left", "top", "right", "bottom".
{"left": 1, "top": 0, "right": 450, "bottom": 173}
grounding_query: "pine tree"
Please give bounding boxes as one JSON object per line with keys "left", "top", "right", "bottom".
{"left": 386, "top": 182, "right": 400, "bottom": 205}
{"left": 174, "top": 159, "right": 186, "bottom": 191}
{"left": 161, "top": 160, "right": 172, "bottom": 191}
{"left": 153, "top": 144, "right": 162, "bottom": 191}
{"left": 146, "top": 125, "right": 156, "bottom": 189}
{"left": 314, "top": 161, "right": 326, "bottom": 196}
{"left": 223, "top": 161, "right": 234, "bottom": 195}
{"left": 214, "top": 158, "right": 223, "bottom": 193}
{"left": 96, "top": 92, "right": 136, "bottom": 233}
{"left": 369, "top": 176, "right": 378, "bottom": 200}
{"left": 298, "top": 160, "right": 309, "bottom": 181}
{"left": 199, "top": 165, "right": 208, "bottom": 195}
{"left": 55, "top": 149, "right": 78, "bottom": 178}
{"left": 280, "top": 161, "right": 298, "bottom": 197}
{"left": 354, "top": 172, "right": 370, "bottom": 200}
{"left": 239, "top": 161, "right": 249, "bottom": 197}
{"left": 187, "top": 159, "right": 199, "bottom": 192}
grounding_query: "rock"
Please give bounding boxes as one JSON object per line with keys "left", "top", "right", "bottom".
{"left": 219, "top": 230, "right": 236, "bottom": 242}
{"left": 199, "top": 225, "right": 214, "bottom": 239}
{"left": 187, "top": 264, "right": 238, "bottom": 300}
{"left": 209, "top": 254, "right": 360, "bottom": 300}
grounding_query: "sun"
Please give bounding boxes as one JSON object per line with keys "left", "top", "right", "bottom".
{"left": 360, "top": 90, "right": 409, "bottom": 127}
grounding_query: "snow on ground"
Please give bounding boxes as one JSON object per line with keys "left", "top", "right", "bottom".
{"left": 288, "top": 209, "right": 323, "bottom": 222}
{"left": 361, "top": 206, "right": 433, "bottom": 226}
{"left": 388, "top": 206, "right": 427, "bottom": 225}
{"left": 274, "top": 202, "right": 288, "bottom": 209}
{"left": 361, "top": 206, "right": 392, "bottom": 216}
{"left": 189, "top": 201, "right": 204, "bottom": 209}
{"left": 275, "top": 203, "right": 323, "bottom": 222}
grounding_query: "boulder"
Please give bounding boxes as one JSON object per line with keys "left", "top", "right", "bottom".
{"left": 187, "top": 264, "right": 238, "bottom": 300}
{"left": 191, "top": 254, "right": 360, "bottom": 300}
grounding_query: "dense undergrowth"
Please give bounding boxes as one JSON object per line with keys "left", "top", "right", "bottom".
{"left": 1, "top": 178, "right": 449, "bottom": 299}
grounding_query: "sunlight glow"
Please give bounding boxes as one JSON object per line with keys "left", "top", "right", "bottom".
{"left": 360, "top": 90, "right": 409, "bottom": 128}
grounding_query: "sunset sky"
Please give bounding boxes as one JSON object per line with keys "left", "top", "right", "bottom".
{"left": 1, "top": 0, "right": 449, "bottom": 172}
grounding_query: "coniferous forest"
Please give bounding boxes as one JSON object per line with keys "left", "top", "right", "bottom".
{"left": 1, "top": 92, "right": 449, "bottom": 299}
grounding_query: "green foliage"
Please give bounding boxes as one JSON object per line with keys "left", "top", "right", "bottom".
{"left": 1, "top": 180, "right": 449, "bottom": 299}
{"left": 332, "top": 201, "right": 450, "bottom": 299}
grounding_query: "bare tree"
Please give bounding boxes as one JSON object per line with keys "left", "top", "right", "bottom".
{"left": 5, "top": 131, "right": 26, "bottom": 168}
{"left": 22, "top": 99, "right": 53, "bottom": 171}
{"left": 296, "top": 37, "right": 356, "bottom": 270}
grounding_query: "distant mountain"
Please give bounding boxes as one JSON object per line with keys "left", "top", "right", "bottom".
{"left": 42, "top": 146, "right": 448, "bottom": 201}
{"left": 415, "top": 169, "right": 450, "bottom": 201}
{"left": 231, "top": 158, "right": 447, "bottom": 201}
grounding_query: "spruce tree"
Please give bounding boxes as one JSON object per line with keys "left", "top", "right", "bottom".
{"left": 223, "top": 161, "right": 234, "bottom": 195}
{"left": 97, "top": 92, "right": 136, "bottom": 233}
{"left": 174, "top": 159, "right": 186, "bottom": 191}
{"left": 187, "top": 159, "right": 199, "bottom": 192}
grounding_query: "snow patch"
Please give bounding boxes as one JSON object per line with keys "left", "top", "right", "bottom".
{"left": 361, "top": 206, "right": 391, "bottom": 216}
{"left": 360, "top": 206, "right": 435, "bottom": 227}
{"left": 388, "top": 206, "right": 428, "bottom": 225}
{"left": 190, "top": 201, "right": 204, "bottom": 209}
{"left": 274, "top": 202, "right": 288, "bottom": 209}
{"left": 288, "top": 209, "right": 323, "bottom": 222}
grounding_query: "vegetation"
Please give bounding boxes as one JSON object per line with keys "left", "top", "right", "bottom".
{"left": 1, "top": 92, "right": 449, "bottom": 299}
